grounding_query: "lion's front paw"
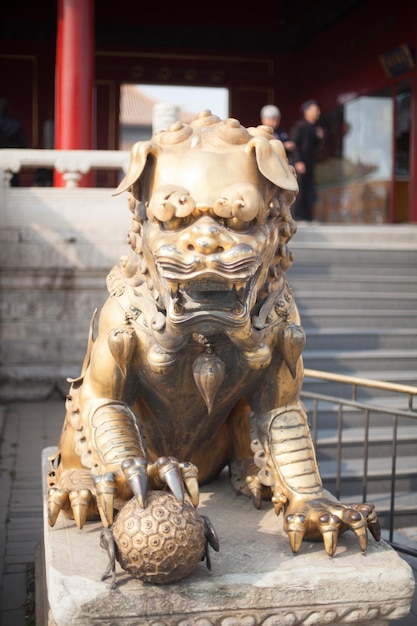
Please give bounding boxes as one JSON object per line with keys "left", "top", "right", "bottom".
{"left": 47, "top": 457, "right": 200, "bottom": 530}
{"left": 47, "top": 467, "right": 100, "bottom": 528}
{"left": 284, "top": 493, "right": 381, "bottom": 556}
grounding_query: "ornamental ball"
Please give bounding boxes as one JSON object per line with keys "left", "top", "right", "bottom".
{"left": 112, "top": 490, "right": 206, "bottom": 584}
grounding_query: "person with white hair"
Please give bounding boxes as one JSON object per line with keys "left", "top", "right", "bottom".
{"left": 260, "top": 104, "right": 295, "bottom": 155}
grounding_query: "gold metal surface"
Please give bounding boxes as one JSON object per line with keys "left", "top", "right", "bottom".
{"left": 47, "top": 112, "right": 380, "bottom": 574}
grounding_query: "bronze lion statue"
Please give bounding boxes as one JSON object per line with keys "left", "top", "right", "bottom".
{"left": 47, "top": 111, "right": 380, "bottom": 558}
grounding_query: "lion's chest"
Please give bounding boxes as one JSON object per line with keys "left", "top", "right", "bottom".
{"left": 134, "top": 338, "right": 268, "bottom": 457}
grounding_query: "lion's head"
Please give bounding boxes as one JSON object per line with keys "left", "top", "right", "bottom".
{"left": 114, "top": 111, "right": 298, "bottom": 339}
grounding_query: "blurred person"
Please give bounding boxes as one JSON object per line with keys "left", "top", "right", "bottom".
{"left": 290, "top": 99, "right": 324, "bottom": 222}
{"left": 260, "top": 104, "right": 295, "bottom": 154}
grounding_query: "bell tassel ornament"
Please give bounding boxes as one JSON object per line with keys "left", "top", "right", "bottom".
{"left": 192, "top": 347, "right": 225, "bottom": 413}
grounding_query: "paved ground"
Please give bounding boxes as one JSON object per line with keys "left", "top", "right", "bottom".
{"left": 0, "top": 397, "right": 416, "bottom": 625}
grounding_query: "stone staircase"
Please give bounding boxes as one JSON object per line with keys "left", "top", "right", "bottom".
{"left": 287, "top": 224, "right": 417, "bottom": 533}
{"left": 288, "top": 225, "right": 417, "bottom": 386}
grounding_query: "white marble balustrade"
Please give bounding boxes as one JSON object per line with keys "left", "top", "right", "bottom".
{"left": 0, "top": 148, "right": 130, "bottom": 187}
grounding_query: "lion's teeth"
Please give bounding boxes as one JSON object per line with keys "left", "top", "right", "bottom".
{"left": 170, "top": 285, "right": 185, "bottom": 314}
{"left": 169, "top": 285, "right": 180, "bottom": 299}
{"left": 233, "top": 301, "right": 245, "bottom": 314}
{"left": 234, "top": 283, "right": 246, "bottom": 303}
{"left": 173, "top": 299, "right": 185, "bottom": 315}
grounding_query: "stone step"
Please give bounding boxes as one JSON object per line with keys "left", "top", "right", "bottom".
{"left": 302, "top": 369, "right": 417, "bottom": 390}
{"left": 287, "top": 251, "right": 417, "bottom": 270}
{"left": 304, "top": 328, "right": 417, "bottom": 351}
{"left": 304, "top": 403, "right": 415, "bottom": 430}
{"left": 297, "top": 309, "right": 417, "bottom": 329}
{"left": 301, "top": 373, "right": 417, "bottom": 415}
{"left": 303, "top": 349, "right": 417, "bottom": 374}
{"left": 317, "top": 423, "right": 417, "bottom": 442}
{"left": 290, "top": 275, "right": 417, "bottom": 293}
{"left": 290, "top": 239, "right": 417, "bottom": 255}
{"left": 315, "top": 426, "right": 417, "bottom": 460}
{"left": 319, "top": 456, "right": 417, "bottom": 496}
{"left": 289, "top": 262, "right": 417, "bottom": 278}
{"left": 294, "top": 292, "right": 417, "bottom": 310}
{"left": 292, "top": 224, "right": 417, "bottom": 247}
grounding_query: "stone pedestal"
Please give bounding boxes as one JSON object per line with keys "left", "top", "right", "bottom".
{"left": 41, "top": 448, "right": 415, "bottom": 625}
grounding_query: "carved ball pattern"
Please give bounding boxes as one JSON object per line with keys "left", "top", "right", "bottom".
{"left": 112, "top": 491, "right": 206, "bottom": 584}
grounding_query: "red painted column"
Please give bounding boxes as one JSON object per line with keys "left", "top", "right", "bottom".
{"left": 54, "top": 0, "right": 95, "bottom": 186}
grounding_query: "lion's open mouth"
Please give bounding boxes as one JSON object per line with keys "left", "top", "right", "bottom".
{"left": 151, "top": 240, "right": 264, "bottom": 324}
{"left": 166, "top": 275, "right": 253, "bottom": 317}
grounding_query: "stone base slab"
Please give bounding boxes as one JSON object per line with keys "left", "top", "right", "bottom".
{"left": 41, "top": 448, "right": 415, "bottom": 626}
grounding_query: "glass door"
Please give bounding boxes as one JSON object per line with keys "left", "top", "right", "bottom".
{"left": 393, "top": 79, "right": 411, "bottom": 222}
{"left": 315, "top": 88, "right": 393, "bottom": 223}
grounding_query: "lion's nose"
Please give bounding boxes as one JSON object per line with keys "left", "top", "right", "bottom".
{"left": 182, "top": 220, "right": 234, "bottom": 255}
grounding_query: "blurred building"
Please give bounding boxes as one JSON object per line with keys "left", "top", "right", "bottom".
{"left": 1, "top": 0, "right": 417, "bottom": 222}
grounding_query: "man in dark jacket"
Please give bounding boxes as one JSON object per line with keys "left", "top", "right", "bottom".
{"left": 290, "top": 100, "right": 324, "bottom": 221}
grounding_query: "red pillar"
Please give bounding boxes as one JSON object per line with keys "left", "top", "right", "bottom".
{"left": 54, "top": 0, "right": 95, "bottom": 186}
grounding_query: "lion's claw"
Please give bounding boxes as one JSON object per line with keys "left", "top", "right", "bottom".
{"left": 179, "top": 461, "right": 199, "bottom": 507}
{"left": 93, "top": 472, "right": 118, "bottom": 527}
{"left": 47, "top": 487, "right": 71, "bottom": 527}
{"left": 47, "top": 483, "right": 99, "bottom": 529}
{"left": 122, "top": 456, "right": 200, "bottom": 507}
{"left": 284, "top": 496, "right": 380, "bottom": 556}
{"left": 286, "top": 512, "right": 307, "bottom": 553}
{"left": 317, "top": 512, "right": 342, "bottom": 556}
{"left": 122, "top": 457, "right": 148, "bottom": 507}
{"left": 340, "top": 508, "right": 368, "bottom": 551}
{"left": 245, "top": 474, "right": 263, "bottom": 509}
{"left": 354, "top": 502, "right": 381, "bottom": 541}
{"left": 144, "top": 456, "right": 200, "bottom": 506}
{"left": 47, "top": 467, "right": 100, "bottom": 528}
{"left": 154, "top": 456, "right": 185, "bottom": 503}
{"left": 69, "top": 489, "right": 93, "bottom": 529}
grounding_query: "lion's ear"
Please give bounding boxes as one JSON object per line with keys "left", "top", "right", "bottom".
{"left": 245, "top": 137, "right": 298, "bottom": 193}
{"left": 113, "top": 141, "right": 162, "bottom": 196}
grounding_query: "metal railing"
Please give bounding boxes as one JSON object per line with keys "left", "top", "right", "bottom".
{"left": 301, "top": 368, "right": 417, "bottom": 557}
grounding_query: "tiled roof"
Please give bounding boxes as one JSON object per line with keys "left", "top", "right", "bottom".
{"left": 120, "top": 84, "right": 195, "bottom": 125}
